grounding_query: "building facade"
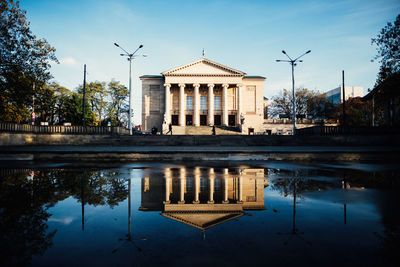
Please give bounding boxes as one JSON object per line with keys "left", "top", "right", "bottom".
{"left": 141, "top": 58, "right": 266, "bottom": 134}
{"left": 326, "top": 86, "right": 364, "bottom": 104}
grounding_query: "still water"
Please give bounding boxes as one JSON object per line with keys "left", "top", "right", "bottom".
{"left": 0, "top": 161, "right": 399, "bottom": 267}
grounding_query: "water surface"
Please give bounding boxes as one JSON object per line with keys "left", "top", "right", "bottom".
{"left": 0, "top": 161, "right": 399, "bottom": 267}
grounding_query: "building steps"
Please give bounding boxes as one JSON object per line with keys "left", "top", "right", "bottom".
{"left": 179, "top": 126, "right": 242, "bottom": 135}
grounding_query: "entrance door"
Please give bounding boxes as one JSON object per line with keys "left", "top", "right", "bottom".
{"left": 214, "top": 115, "right": 221, "bottom": 126}
{"left": 228, "top": 115, "right": 236, "bottom": 126}
{"left": 186, "top": 115, "right": 193, "bottom": 126}
{"left": 171, "top": 115, "right": 179, "bottom": 125}
{"left": 200, "top": 115, "right": 207, "bottom": 126}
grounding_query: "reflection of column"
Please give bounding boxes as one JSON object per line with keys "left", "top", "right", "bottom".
{"left": 237, "top": 173, "right": 243, "bottom": 203}
{"left": 222, "top": 168, "right": 229, "bottom": 204}
{"left": 164, "top": 168, "right": 171, "bottom": 204}
{"left": 193, "top": 167, "right": 200, "bottom": 204}
{"left": 222, "top": 84, "right": 229, "bottom": 126}
{"left": 164, "top": 83, "right": 171, "bottom": 124}
{"left": 179, "top": 168, "right": 185, "bottom": 204}
{"left": 237, "top": 84, "right": 243, "bottom": 125}
{"left": 208, "top": 168, "right": 215, "bottom": 204}
{"left": 208, "top": 84, "right": 214, "bottom": 125}
{"left": 193, "top": 83, "right": 200, "bottom": 126}
{"left": 179, "top": 83, "right": 185, "bottom": 126}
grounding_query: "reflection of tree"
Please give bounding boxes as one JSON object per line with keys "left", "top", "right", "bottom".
{"left": 74, "top": 170, "right": 129, "bottom": 208}
{"left": 0, "top": 169, "right": 129, "bottom": 265}
{"left": 271, "top": 174, "right": 332, "bottom": 199}
{"left": 0, "top": 173, "right": 56, "bottom": 266}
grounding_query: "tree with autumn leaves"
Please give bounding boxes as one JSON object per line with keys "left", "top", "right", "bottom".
{"left": 0, "top": 1, "right": 129, "bottom": 126}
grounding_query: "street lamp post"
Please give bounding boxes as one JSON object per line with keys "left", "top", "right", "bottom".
{"left": 114, "top": 43, "right": 145, "bottom": 135}
{"left": 276, "top": 50, "right": 311, "bottom": 135}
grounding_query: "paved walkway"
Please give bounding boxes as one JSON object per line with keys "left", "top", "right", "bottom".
{"left": 2, "top": 145, "right": 399, "bottom": 153}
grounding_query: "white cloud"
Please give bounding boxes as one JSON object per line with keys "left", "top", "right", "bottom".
{"left": 48, "top": 216, "right": 74, "bottom": 225}
{"left": 60, "top": 57, "right": 78, "bottom": 66}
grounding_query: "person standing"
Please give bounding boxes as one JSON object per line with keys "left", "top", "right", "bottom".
{"left": 168, "top": 123, "right": 173, "bottom": 135}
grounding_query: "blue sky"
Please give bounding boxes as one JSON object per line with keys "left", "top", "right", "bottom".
{"left": 21, "top": 0, "right": 400, "bottom": 124}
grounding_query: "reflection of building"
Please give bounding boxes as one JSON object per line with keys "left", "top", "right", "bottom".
{"left": 140, "top": 167, "right": 267, "bottom": 230}
{"left": 326, "top": 86, "right": 364, "bottom": 104}
{"left": 140, "top": 58, "right": 266, "bottom": 134}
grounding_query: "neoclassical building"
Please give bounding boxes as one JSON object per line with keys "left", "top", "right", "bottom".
{"left": 140, "top": 58, "right": 266, "bottom": 134}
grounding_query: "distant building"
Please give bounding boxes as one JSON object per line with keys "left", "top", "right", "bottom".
{"left": 326, "top": 86, "right": 364, "bottom": 104}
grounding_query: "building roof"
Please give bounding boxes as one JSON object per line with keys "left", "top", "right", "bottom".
{"left": 162, "top": 57, "right": 246, "bottom": 77}
{"left": 139, "top": 75, "right": 163, "bottom": 79}
{"left": 243, "top": 75, "right": 266, "bottom": 79}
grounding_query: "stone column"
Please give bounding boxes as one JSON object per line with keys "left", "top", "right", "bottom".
{"left": 222, "top": 168, "right": 229, "bottom": 204}
{"left": 193, "top": 167, "right": 200, "bottom": 204}
{"left": 179, "top": 83, "right": 185, "bottom": 126}
{"left": 207, "top": 84, "right": 214, "bottom": 125}
{"left": 193, "top": 83, "right": 200, "bottom": 126}
{"left": 208, "top": 168, "right": 215, "bottom": 204}
{"left": 178, "top": 167, "right": 185, "bottom": 204}
{"left": 236, "top": 84, "right": 243, "bottom": 125}
{"left": 164, "top": 83, "right": 171, "bottom": 124}
{"left": 222, "top": 84, "right": 229, "bottom": 126}
{"left": 163, "top": 168, "right": 171, "bottom": 204}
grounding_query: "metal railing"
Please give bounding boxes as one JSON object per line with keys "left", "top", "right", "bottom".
{"left": 264, "top": 119, "right": 339, "bottom": 124}
{"left": 0, "top": 122, "right": 130, "bottom": 135}
{"left": 296, "top": 126, "right": 399, "bottom": 136}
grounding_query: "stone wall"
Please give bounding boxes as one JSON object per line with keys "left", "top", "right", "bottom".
{"left": 0, "top": 133, "right": 112, "bottom": 146}
{"left": 1, "top": 132, "right": 398, "bottom": 147}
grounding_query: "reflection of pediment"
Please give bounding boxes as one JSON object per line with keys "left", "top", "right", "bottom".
{"left": 162, "top": 58, "right": 245, "bottom": 77}
{"left": 162, "top": 211, "right": 244, "bottom": 230}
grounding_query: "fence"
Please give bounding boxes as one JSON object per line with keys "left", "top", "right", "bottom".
{"left": 296, "top": 126, "right": 400, "bottom": 136}
{"left": 0, "top": 122, "right": 130, "bottom": 135}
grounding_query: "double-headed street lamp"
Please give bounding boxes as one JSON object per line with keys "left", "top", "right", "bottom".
{"left": 114, "top": 42, "right": 146, "bottom": 135}
{"left": 276, "top": 50, "right": 311, "bottom": 135}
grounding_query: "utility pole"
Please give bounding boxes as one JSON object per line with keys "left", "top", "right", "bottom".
{"left": 83, "top": 64, "right": 86, "bottom": 127}
{"left": 291, "top": 62, "right": 296, "bottom": 135}
{"left": 342, "top": 70, "right": 346, "bottom": 127}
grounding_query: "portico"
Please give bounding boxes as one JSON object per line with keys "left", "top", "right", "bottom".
{"left": 163, "top": 82, "right": 242, "bottom": 127}
{"left": 141, "top": 57, "right": 266, "bottom": 134}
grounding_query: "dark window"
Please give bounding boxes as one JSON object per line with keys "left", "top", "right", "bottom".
{"left": 214, "top": 115, "right": 221, "bottom": 125}
{"left": 171, "top": 115, "right": 179, "bottom": 125}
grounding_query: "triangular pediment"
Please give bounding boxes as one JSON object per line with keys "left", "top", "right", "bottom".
{"left": 162, "top": 212, "right": 244, "bottom": 230}
{"left": 162, "top": 58, "right": 245, "bottom": 77}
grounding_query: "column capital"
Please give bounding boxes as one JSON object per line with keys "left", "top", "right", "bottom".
{"left": 193, "top": 83, "right": 200, "bottom": 88}
{"left": 164, "top": 83, "right": 171, "bottom": 88}
{"left": 236, "top": 83, "right": 243, "bottom": 88}
{"left": 178, "top": 83, "right": 185, "bottom": 88}
{"left": 222, "top": 84, "right": 229, "bottom": 88}
{"left": 207, "top": 83, "right": 215, "bottom": 88}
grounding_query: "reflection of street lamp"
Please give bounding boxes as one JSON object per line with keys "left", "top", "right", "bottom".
{"left": 114, "top": 43, "right": 146, "bottom": 135}
{"left": 277, "top": 176, "right": 312, "bottom": 246}
{"left": 276, "top": 50, "right": 311, "bottom": 135}
{"left": 112, "top": 178, "right": 142, "bottom": 254}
